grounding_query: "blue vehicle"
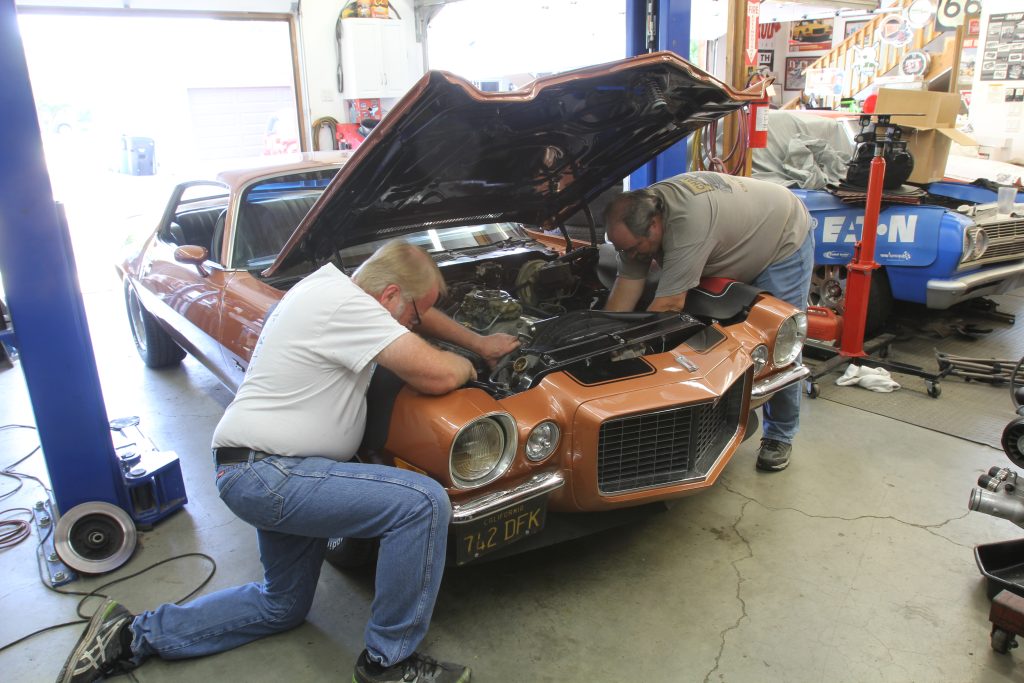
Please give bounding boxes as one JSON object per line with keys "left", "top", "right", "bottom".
{"left": 794, "top": 182, "right": 1024, "bottom": 330}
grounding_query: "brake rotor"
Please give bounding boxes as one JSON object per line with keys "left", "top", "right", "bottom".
{"left": 54, "top": 501, "right": 137, "bottom": 575}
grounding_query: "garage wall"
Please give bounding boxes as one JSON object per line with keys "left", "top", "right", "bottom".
{"left": 298, "top": 0, "right": 421, "bottom": 125}
{"left": 968, "top": 0, "right": 1024, "bottom": 163}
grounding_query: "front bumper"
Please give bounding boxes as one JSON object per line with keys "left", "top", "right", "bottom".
{"left": 926, "top": 262, "right": 1024, "bottom": 309}
{"left": 451, "top": 471, "right": 565, "bottom": 523}
{"left": 751, "top": 363, "right": 810, "bottom": 401}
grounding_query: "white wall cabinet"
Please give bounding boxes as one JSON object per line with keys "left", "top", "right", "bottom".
{"left": 340, "top": 19, "right": 412, "bottom": 100}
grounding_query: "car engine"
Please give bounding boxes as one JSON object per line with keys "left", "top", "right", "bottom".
{"left": 435, "top": 246, "right": 705, "bottom": 397}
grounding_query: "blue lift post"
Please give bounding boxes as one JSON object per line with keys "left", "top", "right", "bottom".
{"left": 0, "top": 1, "right": 124, "bottom": 514}
{"left": 627, "top": 0, "right": 692, "bottom": 189}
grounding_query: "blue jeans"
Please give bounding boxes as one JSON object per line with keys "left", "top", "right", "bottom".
{"left": 129, "top": 454, "right": 451, "bottom": 667}
{"left": 750, "top": 229, "right": 815, "bottom": 445}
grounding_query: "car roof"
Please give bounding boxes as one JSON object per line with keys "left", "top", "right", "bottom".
{"left": 213, "top": 151, "right": 352, "bottom": 190}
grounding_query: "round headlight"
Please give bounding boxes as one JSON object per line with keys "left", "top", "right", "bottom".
{"left": 450, "top": 415, "right": 515, "bottom": 488}
{"left": 965, "top": 227, "right": 989, "bottom": 261}
{"left": 751, "top": 344, "right": 769, "bottom": 375}
{"left": 972, "top": 228, "right": 989, "bottom": 259}
{"left": 773, "top": 312, "right": 807, "bottom": 366}
{"left": 525, "top": 421, "right": 560, "bottom": 462}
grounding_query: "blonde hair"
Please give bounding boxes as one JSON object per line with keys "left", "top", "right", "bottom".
{"left": 352, "top": 240, "right": 447, "bottom": 300}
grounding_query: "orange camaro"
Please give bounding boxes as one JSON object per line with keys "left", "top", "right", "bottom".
{"left": 118, "top": 52, "right": 808, "bottom": 566}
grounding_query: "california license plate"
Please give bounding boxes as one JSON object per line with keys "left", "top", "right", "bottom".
{"left": 455, "top": 496, "right": 548, "bottom": 565}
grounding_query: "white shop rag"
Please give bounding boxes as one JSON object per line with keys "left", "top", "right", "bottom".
{"left": 835, "top": 364, "right": 901, "bottom": 393}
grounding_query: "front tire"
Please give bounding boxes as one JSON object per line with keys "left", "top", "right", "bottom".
{"left": 325, "top": 537, "right": 378, "bottom": 569}
{"left": 125, "top": 282, "right": 186, "bottom": 368}
{"left": 809, "top": 265, "right": 894, "bottom": 336}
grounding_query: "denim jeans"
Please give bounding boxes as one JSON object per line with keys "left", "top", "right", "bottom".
{"left": 750, "top": 229, "right": 815, "bottom": 445}
{"left": 129, "top": 454, "right": 451, "bottom": 667}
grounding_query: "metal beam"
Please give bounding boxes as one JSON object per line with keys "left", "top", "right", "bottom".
{"left": 0, "top": 0, "right": 123, "bottom": 514}
{"left": 626, "top": 0, "right": 691, "bottom": 189}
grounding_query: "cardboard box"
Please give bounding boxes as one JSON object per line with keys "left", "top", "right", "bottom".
{"left": 874, "top": 88, "right": 976, "bottom": 184}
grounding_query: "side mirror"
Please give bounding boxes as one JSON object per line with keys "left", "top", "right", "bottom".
{"left": 174, "top": 245, "right": 210, "bottom": 276}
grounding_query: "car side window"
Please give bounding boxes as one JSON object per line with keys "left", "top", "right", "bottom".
{"left": 230, "top": 171, "right": 336, "bottom": 270}
{"left": 162, "top": 183, "right": 229, "bottom": 264}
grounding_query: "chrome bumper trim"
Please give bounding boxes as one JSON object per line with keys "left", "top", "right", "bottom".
{"left": 751, "top": 364, "right": 810, "bottom": 400}
{"left": 451, "top": 471, "right": 565, "bottom": 524}
{"left": 927, "top": 262, "right": 1024, "bottom": 309}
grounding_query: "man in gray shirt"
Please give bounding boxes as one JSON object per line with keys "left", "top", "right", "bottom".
{"left": 604, "top": 171, "right": 813, "bottom": 472}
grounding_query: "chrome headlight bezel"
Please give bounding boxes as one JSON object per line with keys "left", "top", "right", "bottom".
{"left": 773, "top": 312, "right": 807, "bottom": 367}
{"left": 449, "top": 413, "right": 517, "bottom": 489}
{"left": 751, "top": 344, "right": 770, "bottom": 376}
{"left": 525, "top": 421, "right": 560, "bottom": 462}
{"left": 964, "top": 226, "right": 989, "bottom": 262}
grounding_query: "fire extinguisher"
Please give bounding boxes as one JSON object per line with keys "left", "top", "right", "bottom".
{"left": 748, "top": 95, "right": 769, "bottom": 149}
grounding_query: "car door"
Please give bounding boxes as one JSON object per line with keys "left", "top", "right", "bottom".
{"left": 136, "top": 181, "right": 236, "bottom": 385}
{"left": 219, "top": 273, "right": 283, "bottom": 390}
{"left": 216, "top": 172, "right": 336, "bottom": 388}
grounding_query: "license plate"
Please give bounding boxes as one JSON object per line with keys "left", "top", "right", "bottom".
{"left": 454, "top": 496, "right": 548, "bottom": 565}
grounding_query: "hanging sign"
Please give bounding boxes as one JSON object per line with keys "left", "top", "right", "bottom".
{"left": 934, "top": 0, "right": 982, "bottom": 32}
{"left": 877, "top": 15, "right": 913, "bottom": 47}
{"left": 746, "top": 0, "right": 761, "bottom": 67}
{"left": 900, "top": 50, "right": 931, "bottom": 77}
{"left": 981, "top": 12, "right": 1024, "bottom": 82}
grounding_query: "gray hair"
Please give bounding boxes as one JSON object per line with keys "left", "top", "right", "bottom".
{"left": 604, "top": 189, "right": 664, "bottom": 237}
{"left": 352, "top": 240, "right": 447, "bottom": 300}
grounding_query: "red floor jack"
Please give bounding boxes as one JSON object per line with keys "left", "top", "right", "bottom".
{"left": 803, "top": 114, "right": 944, "bottom": 399}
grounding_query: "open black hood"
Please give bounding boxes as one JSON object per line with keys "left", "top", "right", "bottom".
{"left": 266, "top": 51, "right": 765, "bottom": 277}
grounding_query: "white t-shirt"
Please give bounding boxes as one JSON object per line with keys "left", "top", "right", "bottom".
{"left": 211, "top": 263, "right": 408, "bottom": 460}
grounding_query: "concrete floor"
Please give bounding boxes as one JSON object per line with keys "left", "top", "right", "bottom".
{"left": 1, "top": 281, "right": 1022, "bottom": 683}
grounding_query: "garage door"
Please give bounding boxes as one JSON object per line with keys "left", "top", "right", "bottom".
{"left": 188, "top": 86, "right": 295, "bottom": 160}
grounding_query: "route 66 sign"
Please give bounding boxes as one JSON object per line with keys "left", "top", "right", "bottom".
{"left": 934, "top": 0, "right": 981, "bottom": 31}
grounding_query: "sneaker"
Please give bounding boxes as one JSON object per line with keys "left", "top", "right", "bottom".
{"left": 756, "top": 438, "right": 792, "bottom": 472}
{"left": 353, "top": 650, "right": 471, "bottom": 683}
{"left": 56, "top": 598, "right": 136, "bottom": 683}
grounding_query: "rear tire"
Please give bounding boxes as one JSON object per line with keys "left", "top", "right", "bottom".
{"left": 124, "top": 282, "right": 186, "bottom": 368}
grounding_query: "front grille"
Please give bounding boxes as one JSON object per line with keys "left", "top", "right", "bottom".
{"left": 597, "top": 378, "right": 746, "bottom": 494}
{"left": 961, "top": 217, "right": 1024, "bottom": 269}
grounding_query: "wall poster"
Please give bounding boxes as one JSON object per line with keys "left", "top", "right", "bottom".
{"left": 982, "top": 12, "right": 1024, "bottom": 81}
{"left": 785, "top": 56, "right": 817, "bottom": 91}
{"left": 789, "top": 18, "right": 833, "bottom": 51}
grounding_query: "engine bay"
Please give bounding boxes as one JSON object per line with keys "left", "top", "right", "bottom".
{"left": 434, "top": 244, "right": 705, "bottom": 397}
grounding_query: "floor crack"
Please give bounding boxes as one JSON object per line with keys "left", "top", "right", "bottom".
{"left": 703, "top": 498, "right": 752, "bottom": 683}
{"left": 720, "top": 481, "right": 974, "bottom": 548}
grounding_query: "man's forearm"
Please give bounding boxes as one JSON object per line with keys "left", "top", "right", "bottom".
{"left": 647, "top": 291, "right": 687, "bottom": 312}
{"left": 416, "top": 307, "right": 485, "bottom": 352}
{"left": 605, "top": 277, "right": 645, "bottom": 311}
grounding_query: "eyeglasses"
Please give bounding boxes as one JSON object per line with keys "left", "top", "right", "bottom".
{"left": 410, "top": 299, "right": 421, "bottom": 327}
{"left": 616, "top": 240, "right": 643, "bottom": 259}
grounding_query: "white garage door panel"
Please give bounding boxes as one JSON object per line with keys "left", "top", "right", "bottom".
{"left": 188, "top": 86, "right": 293, "bottom": 160}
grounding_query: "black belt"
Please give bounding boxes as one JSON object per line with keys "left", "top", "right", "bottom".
{"left": 213, "top": 447, "right": 270, "bottom": 465}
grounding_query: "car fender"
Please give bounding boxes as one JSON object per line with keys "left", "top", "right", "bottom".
{"left": 795, "top": 189, "right": 971, "bottom": 305}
